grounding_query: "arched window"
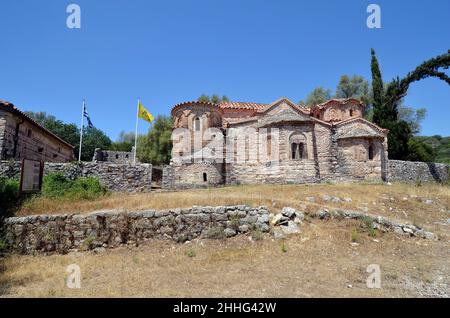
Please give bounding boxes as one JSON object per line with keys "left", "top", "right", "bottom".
{"left": 194, "top": 117, "right": 201, "bottom": 131}
{"left": 349, "top": 109, "right": 353, "bottom": 117}
{"left": 291, "top": 143, "right": 298, "bottom": 159}
{"left": 267, "top": 135, "right": 272, "bottom": 158}
{"left": 203, "top": 172, "right": 208, "bottom": 182}
{"left": 299, "top": 143, "right": 305, "bottom": 159}
{"left": 368, "top": 144, "right": 374, "bottom": 160}
{"left": 289, "top": 133, "right": 307, "bottom": 160}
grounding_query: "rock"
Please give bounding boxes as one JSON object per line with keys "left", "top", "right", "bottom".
{"left": 425, "top": 199, "right": 433, "bottom": 205}
{"left": 93, "top": 247, "right": 106, "bottom": 254}
{"left": 281, "top": 207, "right": 296, "bottom": 218}
{"left": 238, "top": 225, "right": 249, "bottom": 233}
{"left": 280, "top": 221, "right": 300, "bottom": 235}
{"left": 331, "top": 196, "right": 341, "bottom": 203}
{"left": 271, "top": 213, "right": 288, "bottom": 225}
{"left": 317, "top": 209, "right": 331, "bottom": 220}
{"left": 272, "top": 228, "right": 286, "bottom": 240}
{"left": 402, "top": 227, "right": 414, "bottom": 234}
{"left": 306, "top": 197, "right": 315, "bottom": 202}
{"left": 224, "top": 228, "right": 237, "bottom": 238}
{"left": 343, "top": 197, "right": 352, "bottom": 202}
{"left": 423, "top": 231, "right": 436, "bottom": 240}
{"left": 322, "top": 195, "right": 332, "bottom": 202}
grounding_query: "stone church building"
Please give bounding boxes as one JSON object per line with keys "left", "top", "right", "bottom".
{"left": 169, "top": 97, "right": 389, "bottom": 187}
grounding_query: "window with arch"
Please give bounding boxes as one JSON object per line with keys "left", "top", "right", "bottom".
{"left": 349, "top": 109, "right": 353, "bottom": 117}
{"left": 194, "top": 117, "right": 201, "bottom": 131}
{"left": 289, "top": 133, "right": 307, "bottom": 160}
{"left": 368, "top": 144, "right": 374, "bottom": 160}
{"left": 203, "top": 172, "right": 208, "bottom": 182}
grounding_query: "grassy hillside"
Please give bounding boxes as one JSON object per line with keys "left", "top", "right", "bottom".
{"left": 415, "top": 135, "right": 450, "bottom": 164}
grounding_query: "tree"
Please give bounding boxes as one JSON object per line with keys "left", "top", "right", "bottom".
{"left": 300, "top": 87, "right": 332, "bottom": 106}
{"left": 197, "top": 94, "right": 230, "bottom": 103}
{"left": 398, "top": 104, "right": 427, "bottom": 135}
{"left": 26, "top": 111, "right": 112, "bottom": 161}
{"left": 25, "top": 111, "right": 80, "bottom": 157}
{"left": 80, "top": 127, "right": 112, "bottom": 161}
{"left": 335, "top": 74, "right": 372, "bottom": 117}
{"left": 371, "top": 48, "right": 450, "bottom": 160}
{"left": 110, "top": 131, "right": 135, "bottom": 152}
{"left": 371, "top": 49, "right": 385, "bottom": 124}
{"left": 137, "top": 115, "right": 173, "bottom": 165}
{"left": 335, "top": 75, "right": 370, "bottom": 101}
{"left": 405, "top": 138, "right": 436, "bottom": 162}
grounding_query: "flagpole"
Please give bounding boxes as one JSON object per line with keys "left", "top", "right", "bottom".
{"left": 78, "top": 99, "right": 85, "bottom": 162}
{"left": 133, "top": 98, "right": 139, "bottom": 166}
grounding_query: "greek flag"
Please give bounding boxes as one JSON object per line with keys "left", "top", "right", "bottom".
{"left": 83, "top": 103, "right": 94, "bottom": 128}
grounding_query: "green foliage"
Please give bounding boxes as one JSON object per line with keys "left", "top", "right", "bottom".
{"left": 300, "top": 87, "right": 332, "bottom": 106}
{"left": 137, "top": 115, "right": 173, "bottom": 165}
{"left": 26, "top": 111, "right": 112, "bottom": 161}
{"left": 206, "top": 226, "right": 226, "bottom": 239}
{"left": 336, "top": 75, "right": 371, "bottom": 104}
{"left": 371, "top": 48, "right": 385, "bottom": 123}
{"left": 280, "top": 242, "right": 288, "bottom": 253}
{"left": 371, "top": 49, "right": 450, "bottom": 160}
{"left": 406, "top": 138, "right": 436, "bottom": 162}
{"left": 186, "top": 249, "right": 196, "bottom": 258}
{"left": 110, "top": 131, "right": 135, "bottom": 152}
{"left": 250, "top": 228, "right": 263, "bottom": 241}
{"left": 197, "top": 94, "right": 230, "bottom": 103}
{"left": 42, "top": 173, "right": 107, "bottom": 200}
{"left": 79, "top": 127, "right": 112, "bottom": 161}
{"left": 398, "top": 105, "right": 427, "bottom": 135}
{"left": 414, "top": 135, "right": 450, "bottom": 164}
{"left": 0, "top": 177, "right": 20, "bottom": 216}
{"left": 351, "top": 228, "right": 361, "bottom": 243}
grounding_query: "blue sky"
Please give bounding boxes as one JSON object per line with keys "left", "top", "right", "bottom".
{"left": 0, "top": 0, "right": 449, "bottom": 140}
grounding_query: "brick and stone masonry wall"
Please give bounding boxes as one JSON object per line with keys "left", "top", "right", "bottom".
{"left": 0, "top": 161, "right": 152, "bottom": 192}
{"left": 162, "top": 159, "right": 450, "bottom": 189}
{"left": 388, "top": 160, "right": 449, "bottom": 183}
{"left": 4, "top": 205, "right": 270, "bottom": 254}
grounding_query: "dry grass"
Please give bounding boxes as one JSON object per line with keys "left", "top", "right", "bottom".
{"left": 2, "top": 182, "right": 448, "bottom": 297}
{"left": 17, "top": 182, "right": 450, "bottom": 235}
{"left": 1, "top": 220, "right": 448, "bottom": 298}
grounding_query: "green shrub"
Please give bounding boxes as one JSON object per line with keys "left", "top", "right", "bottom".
{"left": 186, "top": 249, "right": 196, "bottom": 258}
{"left": 351, "top": 228, "right": 361, "bottom": 243}
{"left": 0, "top": 177, "right": 20, "bottom": 216}
{"left": 206, "top": 226, "right": 226, "bottom": 239}
{"left": 250, "top": 228, "right": 263, "bottom": 241}
{"left": 42, "top": 173, "right": 107, "bottom": 200}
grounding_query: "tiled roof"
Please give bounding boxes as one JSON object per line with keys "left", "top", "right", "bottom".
{"left": 219, "top": 101, "right": 269, "bottom": 110}
{"left": 313, "top": 98, "right": 364, "bottom": 110}
{"left": 0, "top": 100, "right": 75, "bottom": 149}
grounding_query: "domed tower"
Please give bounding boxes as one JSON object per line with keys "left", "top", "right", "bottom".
{"left": 172, "top": 100, "right": 222, "bottom": 130}
{"left": 170, "top": 101, "right": 225, "bottom": 187}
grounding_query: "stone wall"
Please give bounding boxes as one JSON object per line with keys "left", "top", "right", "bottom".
{"left": 4, "top": 205, "right": 270, "bottom": 254}
{"left": 92, "top": 148, "right": 136, "bottom": 164}
{"left": 0, "top": 160, "right": 153, "bottom": 192}
{"left": 388, "top": 160, "right": 449, "bottom": 183}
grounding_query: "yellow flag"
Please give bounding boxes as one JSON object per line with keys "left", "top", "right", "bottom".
{"left": 138, "top": 101, "right": 154, "bottom": 124}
